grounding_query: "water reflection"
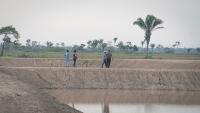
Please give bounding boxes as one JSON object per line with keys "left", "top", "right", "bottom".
{"left": 67, "top": 104, "right": 200, "bottom": 113}
{"left": 102, "top": 103, "right": 109, "bottom": 113}
{"left": 46, "top": 89, "right": 200, "bottom": 113}
{"left": 46, "top": 89, "right": 200, "bottom": 104}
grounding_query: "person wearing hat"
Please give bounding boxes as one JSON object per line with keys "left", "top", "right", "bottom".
{"left": 73, "top": 49, "right": 78, "bottom": 67}
{"left": 65, "top": 49, "right": 70, "bottom": 67}
{"left": 101, "top": 51, "right": 107, "bottom": 68}
{"left": 106, "top": 50, "right": 112, "bottom": 68}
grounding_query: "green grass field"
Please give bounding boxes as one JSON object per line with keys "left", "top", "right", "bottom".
{"left": 2, "top": 50, "right": 200, "bottom": 60}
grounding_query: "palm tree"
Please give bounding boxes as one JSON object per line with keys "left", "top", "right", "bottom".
{"left": 102, "top": 43, "right": 107, "bottom": 51}
{"left": 187, "top": 48, "right": 192, "bottom": 54}
{"left": 196, "top": 48, "right": 200, "bottom": 53}
{"left": 133, "top": 15, "right": 164, "bottom": 57}
{"left": 113, "top": 37, "right": 118, "bottom": 46}
{"left": 26, "top": 39, "right": 31, "bottom": 47}
{"left": 0, "top": 26, "right": 20, "bottom": 56}
{"left": 126, "top": 41, "right": 132, "bottom": 52}
{"left": 150, "top": 43, "right": 155, "bottom": 54}
{"left": 141, "top": 41, "right": 144, "bottom": 48}
{"left": 175, "top": 41, "right": 181, "bottom": 48}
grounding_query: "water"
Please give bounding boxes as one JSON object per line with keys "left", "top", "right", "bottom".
{"left": 46, "top": 89, "right": 200, "bottom": 113}
{"left": 69, "top": 104, "right": 200, "bottom": 113}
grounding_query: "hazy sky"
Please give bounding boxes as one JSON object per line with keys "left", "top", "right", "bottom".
{"left": 0, "top": 0, "right": 200, "bottom": 47}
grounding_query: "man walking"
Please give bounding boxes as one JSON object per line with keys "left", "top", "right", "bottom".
{"left": 106, "top": 50, "right": 112, "bottom": 68}
{"left": 73, "top": 50, "right": 78, "bottom": 67}
{"left": 65, "top": 49, "right": 70, "bottom": 67}
{"left": 101, "top": 51, "right": 107, "bottom": 68}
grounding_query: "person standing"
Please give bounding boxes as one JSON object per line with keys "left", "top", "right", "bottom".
{"left": 101, "top": 51, "right": 107, "bottom": 68}
{"left": 73, "top": 50, "right": 78, "bottom": 67}
{"left": 106, "top": 50, "right": 112, "bottom": 68}
{"left": 65, "top": 49, "right": 70, "bottom": 67}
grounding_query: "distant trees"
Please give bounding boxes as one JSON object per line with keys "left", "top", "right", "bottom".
{"left": 0, "top": 26, "right": 20, "bottom": 56}
{"left": 156, "top": 44, "right": 163, "bottom": 49}
{"left": 101, "top": 43, "right": 107, "bottom": 51}
{"left": 116, "top": 41, "right": 125, "bottom": 50}
{"left": 132, "top": 45, "right": 138, "bottom": 52}
{"left": 196, "top": 48, "right": 200, "bottom": 53}
{"left": 46, "top": 41, "right": 53, "bottom": 48}
{"left": 164, "top": 47, "right": 174, "bottom": 53}
{"left": 175, "top": 41, "right": 181, "bottom": 48}
{"left": 116, "top": 41, "right": 138, "bottom": 52}
{"left": 60, "top": 42, "right": 65, "bottom": 48}
{"left": 141, "top": 41, "right": 144, "bottom": 48}
{"left": 156, "top": 44, "right": 164, "bottom": 53}
{"left": 150, "top": 43, "right": 155, "bottom": 54}
{"left": 133, "top": 15, "right": 164, "bottom": 57}
{"left": 26, "top": 39, "right": 31, "bottom": 47}
{"left": 87, "top": 40, "right": 92, "bottom": 48}
{"left": 87, "top": 39, "right": 99, "bottom": 49}
{"left": 187, "top": 48, "right": 192, "bottom": 54}
{"left": 31, "top": 41, "right": 39, "bottom": 47}
{"left": 79, "top": 44, "right": 86, "bottom": 51}
{"left": 172, "top": 41, "right": 181, "bottom": 48}
{"left": 113, "top": 37, "right": 118, "bottom": 46}
{"left": 126, "top": 41, "right": 132, "bottom": 52}
{"left": 86, "top": 39, "right": 109, "bottom": 51}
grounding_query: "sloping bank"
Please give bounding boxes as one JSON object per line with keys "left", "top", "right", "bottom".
{"left": 0, "top": 68, "right": 82, "bottom": 113}
{"left": 1, "top": 67, "right": 200, "bottom": 90}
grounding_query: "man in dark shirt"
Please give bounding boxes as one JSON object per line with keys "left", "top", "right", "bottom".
{"left": 106, "top": 50, "right": 112, "bottom": 68}
{"left": 102, "top": 51, "right": 107, "bottom": 68}
{"left": 73, "top": 50, "right": 78, "bottom": 67}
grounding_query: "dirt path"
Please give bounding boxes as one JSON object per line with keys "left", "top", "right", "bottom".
{"left": 0, "top": 71, "right": 82, "bottom": 113}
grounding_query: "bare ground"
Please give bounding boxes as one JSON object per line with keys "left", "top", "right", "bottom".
{"left": 1, "top": 58, "right": 200, "bottom": 69}
{"left": 0, "top": 71, "right": 82, "bottom": 113}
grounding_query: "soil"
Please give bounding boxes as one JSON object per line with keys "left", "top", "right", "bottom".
{"left": 0, "top": 71, "right": 82, "bottom": 113}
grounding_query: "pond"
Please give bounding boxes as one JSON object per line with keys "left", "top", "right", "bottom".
{"left": 46, "top": 89, "right": 200, "bottom": 113}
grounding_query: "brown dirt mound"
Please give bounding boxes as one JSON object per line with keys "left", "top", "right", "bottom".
{"left": 0, "top": 71, "right": 82, "bottom": 113}
{"left": 1, "top": 67, "right": 200, "bottom": 91}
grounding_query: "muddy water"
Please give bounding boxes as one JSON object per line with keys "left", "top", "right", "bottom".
{"left": 46, "top": 89, "right": 200, "bottom": 113}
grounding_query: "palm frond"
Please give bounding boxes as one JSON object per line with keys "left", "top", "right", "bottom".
{"left": 133, "top": 18, "right": 146, "bottom": 30}
{"left": 152, "top": 27, "right": 164, "bottom": 31}
{"left": 145, "top": 15, "right": 156, "bottom": 30}
{"left": 152, "top": 19, "right": 163, "bottom": 30}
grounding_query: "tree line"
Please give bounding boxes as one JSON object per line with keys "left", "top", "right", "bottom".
{"left": 1, "top": 15, "right": 200, "bottom": 57}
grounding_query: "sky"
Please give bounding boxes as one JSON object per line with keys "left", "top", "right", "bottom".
{"left": 0, "top": 0, "right": 200, "bottom": 48}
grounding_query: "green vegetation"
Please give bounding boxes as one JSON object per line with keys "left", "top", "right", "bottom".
{"left": 0, "top": 26, "right": 20, "bottom": 56}
{"left": 133, "top": 15, "right": 164, "bottom": 57}
{"left": 2, "top": 50, "right": 200, "bottom": 60}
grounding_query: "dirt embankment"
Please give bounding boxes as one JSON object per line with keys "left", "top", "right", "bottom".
{"left": 1, "top": 67, "right": 200, "bottom": 91}
{"left": 1, "top": 58, "right": 200, "bottom": 69}
{"left": 0, "top": 70, "right": 82, "bottom": 113}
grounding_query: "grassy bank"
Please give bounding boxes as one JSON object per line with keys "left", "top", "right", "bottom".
{"left": 1, "top": 50, "right": 200, "bottom": 60}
